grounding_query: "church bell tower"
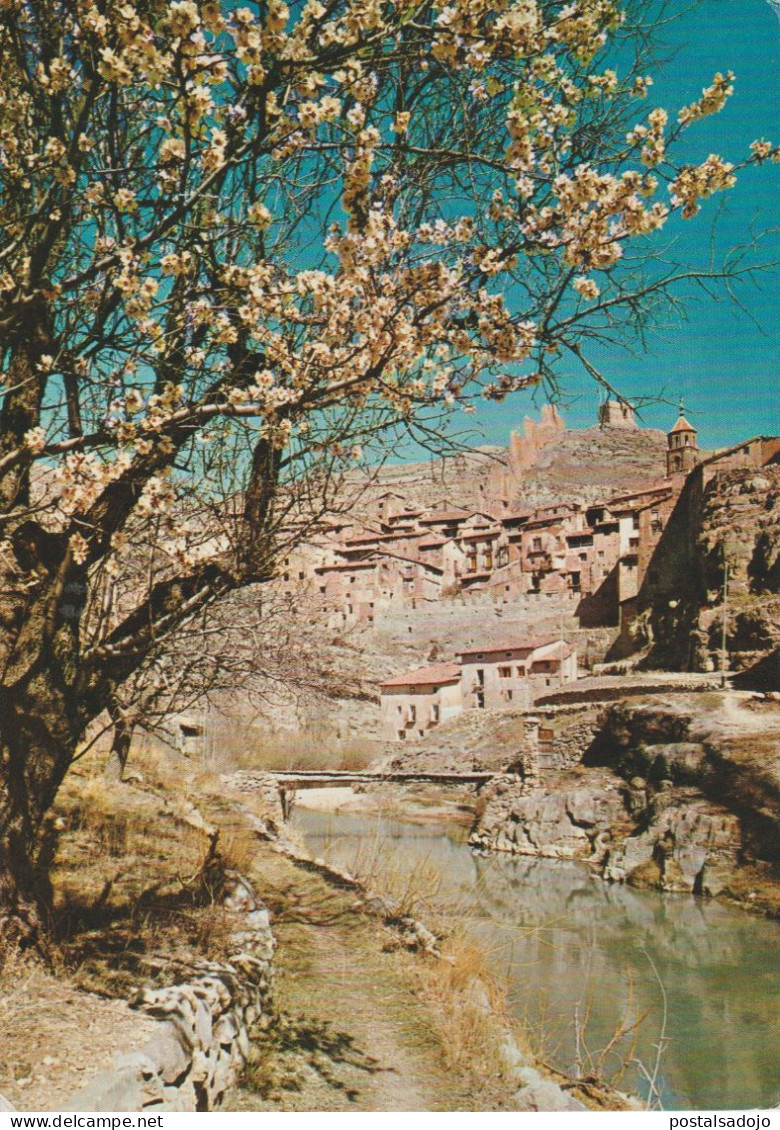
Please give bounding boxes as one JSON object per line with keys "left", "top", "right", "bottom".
{"left": 666, "top": 401, "right": 699, "bottom": 477}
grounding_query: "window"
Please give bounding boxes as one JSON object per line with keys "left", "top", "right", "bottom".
{"left": 431, "top": 704, "right": 440, "bottom": 723}
{"left": 516, "top": 666, "right": 525, "bottom": 676}
{"left": 499, "top": 666, "right": 512, "bottom": 678}
{"left": 532, "top": 537, "right": 542, "bottom": 552}
{"left": 476, "top": 668, "right": 485, "bottom": 685}
{"left": 506, "top": 689, "right": 513, "bottom": 701}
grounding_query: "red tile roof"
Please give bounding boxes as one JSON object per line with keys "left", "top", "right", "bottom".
{"left": 379, "top": 662, "right": 462, "bottom": 688}
{"left": 419, "top": 509, "right": 474, "bottom": 524}
{"left": 456, "top": 638, "right": 558, "bottom": 659}
{"left": 314, "top": 561, "right": 376, "bottom": 573}
{"left": 669, "top": 415, "right": 696, "bottom": 434}
{"left": 461, "top": 527, "right": 500, "bottom": 541}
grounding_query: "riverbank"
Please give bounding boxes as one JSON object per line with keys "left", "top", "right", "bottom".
{"left": 0, "top": 742, "right": 593, "bottom": 1113}
{"left": 290, "top": 804, "right": 780, "bottom": 1111}
{"left": 373, "top": 689, "right": 779, "bottom": 919}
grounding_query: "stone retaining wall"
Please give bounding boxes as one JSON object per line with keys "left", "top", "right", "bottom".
{"left": 61, "top": 872, "right": 274, "bottom": 1113}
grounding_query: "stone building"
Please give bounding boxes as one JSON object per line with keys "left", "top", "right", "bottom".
{"left": 598, "top": 399, "right": 637, "bottom": 428}
{"left": 456, "top": 639, "right": 578, "bottom": 712}
{"left": 273, "top": 404, "right": 779, "bottom": 643}
{"left": 378, "top": 639, "right": 577, "bottom": 740}
{"left": 379, "top": 662, "right": 463, "bottom": 741}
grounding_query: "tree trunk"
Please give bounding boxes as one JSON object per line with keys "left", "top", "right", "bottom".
{"left": 0, "top": 715, "right": 71, "bottom": 948}
{"left": 0, "top": 613, "right": 85, "bottom": 945}
{"left": 104, "top": 706, "right": 134, "bottom": 781}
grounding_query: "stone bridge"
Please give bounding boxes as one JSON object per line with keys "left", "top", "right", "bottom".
{"left": 263, "top": 770, "right": 496, "bottom": 818}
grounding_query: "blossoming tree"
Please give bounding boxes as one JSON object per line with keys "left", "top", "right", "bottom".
{"left": 0, "top": 0, "right": 775, "bottom": 940}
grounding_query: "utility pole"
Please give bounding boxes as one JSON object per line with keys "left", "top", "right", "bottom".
{"left": 720, "top": 547, "right": 729, "bottom": 688}
{"left": 560, "top": 603, "right": 565, "bottom": 685}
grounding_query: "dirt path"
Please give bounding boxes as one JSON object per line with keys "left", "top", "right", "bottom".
{"left": 236, "top": 846, "right": 499, "bottom": 1112}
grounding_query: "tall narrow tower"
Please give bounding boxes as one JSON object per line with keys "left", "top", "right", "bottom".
{"left": 666, "top": 401, "right": 699, "bottom": 477}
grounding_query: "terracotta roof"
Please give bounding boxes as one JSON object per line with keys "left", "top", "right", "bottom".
{"left": 609, "top": 484, "right": 671, "bottom": 505}
{"left": 530, "top": 641, "right": 573, "bottom": 662}
{"left": 314, "top": 561, "right": 376, "bottom": 573}
{"left": 461, "top": 527, "right": 500, "bottom": 541}
{"left": 372, "top": 549, "right": 443, "bottom": 575}
{"left": 418, "top": 537, "right": 448, "bottom": 549}
{"left": 669, "top": 415, "right": 696, "bottom": 434}
{"left": 343, "top": 532, "right": 390, "bottom": 545}
{"left": 565, "top": 527, "right": 594, "bottom": 538}
{"left": 379, "top": 662, "right": 462, "bottom": 688}
{"left": 419, "top": 509, "right": 474, "bottom": 524}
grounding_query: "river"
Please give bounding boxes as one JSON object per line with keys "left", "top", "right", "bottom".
{"left": 291, "top": 805, "right": 779, "bottom": 1111}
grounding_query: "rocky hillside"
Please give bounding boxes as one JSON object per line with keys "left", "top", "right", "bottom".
{"left": 511, "top": 425, "right": 668, "bottom": 507}
{"left": 351, "top": 423, "right": 669, "bottom": 513}
{"left": 696, "top": 465, "right": 780, "bottom": 676}
{"left": 628, "top": 465, "right": 780, "bottom": 677}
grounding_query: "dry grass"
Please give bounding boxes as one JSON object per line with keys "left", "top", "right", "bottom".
{"left": 414, "top": 931, "right": 514, "bottom": 1075}
{"left": 342, "top": 839, "right": 444, "bottom": 919}
{"left": 41, "top": 748, "right": 249, "bottom": 1000}
{"left": 221, "top": 730, "right": 381, "bottom": 774}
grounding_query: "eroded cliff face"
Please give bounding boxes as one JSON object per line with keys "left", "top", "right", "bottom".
{"left": 625, "top": 465, "right": 780, "bottom": 677}
{"left": 470, "top": 696, "right": 780, "bottom": 913}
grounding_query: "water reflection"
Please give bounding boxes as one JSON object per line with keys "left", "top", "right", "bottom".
{"left": 292, "top": 806, "right": 779, "bottom": 1110}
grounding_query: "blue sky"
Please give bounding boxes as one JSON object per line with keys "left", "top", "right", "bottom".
{"left": 471, "top": 0, "right": 779, "bottom": 450}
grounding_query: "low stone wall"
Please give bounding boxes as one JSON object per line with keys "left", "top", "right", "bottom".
{"left": 62, "top": 872, "right": 274, "bottom": 1113}
{"left": 536, "top": 676, "right": 722, "bottom": 707}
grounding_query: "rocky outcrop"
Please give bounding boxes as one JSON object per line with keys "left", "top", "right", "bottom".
{"left": 65, "top": 872, "right": 274, "bottom": 1113}
{"left": 623, "top": 465, "right": 780, "bottom": 675}
{"left": 471, "top": 696, "right": 780, "bottom": 906}
{"left": 472, "top": 773, "right": 626, "bottom": 863}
